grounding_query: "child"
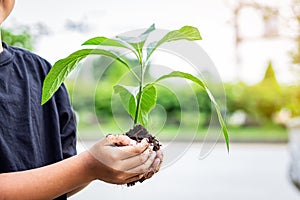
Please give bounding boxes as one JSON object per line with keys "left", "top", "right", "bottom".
{"left": 0, "top": 0, "right": 163, "bottom": 199}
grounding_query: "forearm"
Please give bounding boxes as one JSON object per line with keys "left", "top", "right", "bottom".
{"left": 0, "top": 135, "right": 163, "bottom": 199}
{"left": 67, "top": 182, "right": 90, "bottom": 198}
{"left": 0, "top": 151, "right": 95, "bottom": 200}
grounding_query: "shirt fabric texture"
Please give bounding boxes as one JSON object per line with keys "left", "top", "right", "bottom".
{"left": 0, "top": 43, "right": 77, "bottom": 200}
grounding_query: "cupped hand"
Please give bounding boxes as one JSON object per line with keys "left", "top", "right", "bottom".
{"left": 88, "top": 135, "right": 161, "bottom": 185}
{"left": 143, "top": 147, "right": 164, "bottom": 179}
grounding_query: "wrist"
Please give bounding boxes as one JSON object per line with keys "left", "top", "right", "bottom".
{"left": 79, "top": 151, "right": 98, "bottom": 182}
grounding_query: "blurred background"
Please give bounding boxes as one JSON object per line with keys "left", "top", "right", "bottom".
{"left": 2, "top": 0, "right": 300, "bottom": 199}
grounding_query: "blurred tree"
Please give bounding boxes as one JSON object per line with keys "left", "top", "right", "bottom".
{"left": 66, "top": 56, "right": 213, "bottom": 127}
{"left": 1, "top": 28, "right": 33, "bottom": 50}
{"left": 1, "top": 21, "right": 51, "bottom": 51}
{"left": 155, "top": 86, "right": 180, "bottom": 125}
{"left": 260, "top": 61, "right": 279, "bottom": 86}
{"left": 251, "top": 61, "right": 282, "bottom": 119}
{"left": 285, "top": 85, "right": 300, "bottom": 117}
{"left": 94, "top": 57, "right": 137, "bottom": 115}
{"left": 226, "top": 61, "right": 285, "bottom": 125}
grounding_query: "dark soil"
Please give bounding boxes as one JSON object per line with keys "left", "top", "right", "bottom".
{"left": 125, "top": 124, "right": 161, "bottom": 186}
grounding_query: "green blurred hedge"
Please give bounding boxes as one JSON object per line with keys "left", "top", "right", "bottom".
{"left": 65, "top": 60, "right": 298, "bottom": 128}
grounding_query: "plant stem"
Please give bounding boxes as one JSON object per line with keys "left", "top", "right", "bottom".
{"left": 134, "top": 84, "right": 142, "bottom": 125}
{"left": 129, "top": 50, "right": 142, "bottom": 82}
{"left": 134, "top": 55, "right": 144, "bottom": 125}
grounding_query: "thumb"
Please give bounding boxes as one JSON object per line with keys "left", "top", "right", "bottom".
{"left": 105, "top": 134, "right": 136, "bottom": 146}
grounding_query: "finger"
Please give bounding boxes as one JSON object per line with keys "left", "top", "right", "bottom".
{"left": 144, "top": 170, "right": 155, "bottom": 179}
{"left": 116, "top": 139, "right": 150, "bottom": 159}
{"left": 106, "top": 135, "right": 136, "bottom": 146}
{"left": 120, "top": 147, "right": 152, "bottom": 170}
{"left": 125, "top": 174, "right": 144, "bottom": 185}
{"left": 156, "top": 149, "right": 164, "bottom": 161}
{"left": 151, "top": 158, "right": 162, "bottom": 173}
{"left": 144, "top": 157, "right": 161, "bottom": 180}
{"left": 127, "top": 151, "right": 156, "bottom": 174}
{"left": 141, "top": 149, "right": 162, "bottom": 173}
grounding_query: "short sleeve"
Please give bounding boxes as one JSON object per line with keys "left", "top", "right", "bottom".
{"left": 54, "top": 83, "right": 77, "bottom": 159}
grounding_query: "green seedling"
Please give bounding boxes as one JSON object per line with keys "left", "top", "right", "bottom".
{"left": 41, "top": 24, "right": 229, "bottom": 154}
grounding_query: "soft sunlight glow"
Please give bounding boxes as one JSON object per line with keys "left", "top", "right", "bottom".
{"left": 3, "top": 0, "right": 296, "bottom": 84}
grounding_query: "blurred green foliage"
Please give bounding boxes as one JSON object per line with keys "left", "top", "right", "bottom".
{"left": 1, "top": 28, "right": 33, "bottom": 50}
{"left": 65, "top": 57, "right": 299, "bottom": 132}
{"left": 65, "top": 57, "right": 214, "bottom": 128}
{"left": 1, "top": 24, "right": 296, "bottom": 142}
{"left": 227, "top": 62, "right": 281, "bottom": 121}
{"left": 226, "top": 61, "right": 297, "bottom": 125}
{"left": 285, "top": 85, "right": 300, "bottom": 117}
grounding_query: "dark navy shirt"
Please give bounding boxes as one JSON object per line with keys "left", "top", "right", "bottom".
{"left": 0, "top": 43, "right": 77, "bottom": 199}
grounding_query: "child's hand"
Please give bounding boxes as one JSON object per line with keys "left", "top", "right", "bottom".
{"left": 144, "top": 148, "right": 163, "bottom": 179}
{"left": 87, "top": 135, "right": 160, "bottom": 185}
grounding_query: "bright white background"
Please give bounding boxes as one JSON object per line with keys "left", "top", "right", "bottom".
{"left": 2, "top": 0, "right": 297, "bottom": 84}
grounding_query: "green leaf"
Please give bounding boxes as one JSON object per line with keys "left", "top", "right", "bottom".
{"left": 117, "top": 24, "right": 156, "bottom": 56}
{"left": 154, "top": 71, "right": 229, "bottom": 152}
{"left": 205, "top": 88, "right": 229, "bottom": 152}
{"left": 155, "top": 71, "right": 206, "bottom": 89}
{"left": 113, "top": 85, "right": 137, "bottom": 119}
{"left": 113, "top": 84, "right": 157, "bottom": 125}
{"left": 41, "top": 49, "right": 130, "bottom": 105}
{"left": 138, "top": 85, "right": 157, "bottom": 126}
{"left": 216, "top": 107, "right": 230, "bottom": 152}
{"left": 82, "top": 36, "right": 136, "bottom": 53}
{"left": 146, "top": 26, "right": 202, "bottom": 61}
